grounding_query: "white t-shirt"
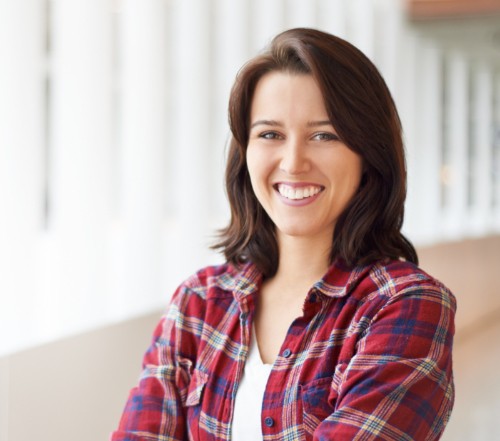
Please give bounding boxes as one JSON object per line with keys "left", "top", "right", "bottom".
{"left": 231, "top": 328, "right": 273, "bottom": 440}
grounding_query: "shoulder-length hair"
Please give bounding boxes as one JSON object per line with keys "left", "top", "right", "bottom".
{"left": 213, "top": 27, "right": 418, "bottom": 277}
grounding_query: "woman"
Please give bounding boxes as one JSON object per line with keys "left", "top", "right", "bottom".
{"left": 112, "top": 28, "right": 455, "bottom": 441}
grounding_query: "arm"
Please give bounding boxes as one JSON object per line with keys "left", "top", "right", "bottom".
{"left": 111, "top": 285, "right": 197, "bottom": 441}
{"left": 314, "top": 283, "right": 456, "bottom": 441}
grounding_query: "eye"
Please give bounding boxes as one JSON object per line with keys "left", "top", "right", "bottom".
{"left": 259, "top": 131, "right": 283, "bottom": 140}
{"left": 312, "top": 132, "right": 340, "bottom": 142}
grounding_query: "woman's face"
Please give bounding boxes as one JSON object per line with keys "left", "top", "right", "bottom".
{"left": 246, "top": 71, "right": 363, "bottom": 244}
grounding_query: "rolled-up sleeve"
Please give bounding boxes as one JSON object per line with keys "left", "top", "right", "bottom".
{"left": 313, "top": 284, "right": 456, "bottom": 440}
{"left": 111, "top": 285, "right": 196, "bottom": 441}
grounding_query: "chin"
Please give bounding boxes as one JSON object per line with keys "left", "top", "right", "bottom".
{"left": 276, "top": 224, "right": 327, "bottom": 240}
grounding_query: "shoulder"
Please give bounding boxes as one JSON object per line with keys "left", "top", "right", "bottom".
{"left": 342, "top": 259, "right": 456, "bottom": 316}
{"left": 372, "top": 260, "right": 454, "bottom": 303}
{"left": 161, "top": 263, "right": 241, "bottom": 331}
{"left": 330, "top": 260, "right": 457, "bottom": 367}
{"left": 172, "top": 261, "right": 256, "bottom": 302}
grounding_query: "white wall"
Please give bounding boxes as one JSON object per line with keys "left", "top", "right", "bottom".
{"left": 0, "top": 312, "right": 160, "bottom": 441}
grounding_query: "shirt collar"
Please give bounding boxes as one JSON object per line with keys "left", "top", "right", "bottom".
{"left": 218, "top": 259, "right": 374, "bottom": 301}
{"left": 216, "top": 261, "right": 263, "bottom": 302}
{"left": 313, "top": 259, "right": 373, "bottom": 298}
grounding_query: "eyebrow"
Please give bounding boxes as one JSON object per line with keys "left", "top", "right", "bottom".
{"left": 250, "top": 119, "right": 333, "bottom": 129}
{"left": 307, "top": 120, "right": 332, "bottom": 127}
{"left": 250, "top": 119, "right": 282, "bottom": 129}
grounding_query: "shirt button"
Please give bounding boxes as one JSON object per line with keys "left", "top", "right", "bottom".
{"left": 264, "top": 416, "right": 275, "bottom": 427}
{"left": 282, "top": 348, "right": 292, "bottom": 358}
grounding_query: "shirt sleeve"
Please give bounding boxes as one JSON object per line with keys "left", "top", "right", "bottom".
{"left": 313, "top": 283, "right": 456, "bottom": 441}
{"left": 111, "top": 284, "right": 197, "bottom": 441}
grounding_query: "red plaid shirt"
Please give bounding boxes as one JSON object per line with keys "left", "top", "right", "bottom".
{"left": 112, "top": 259, "right": 455, "bottom": 440}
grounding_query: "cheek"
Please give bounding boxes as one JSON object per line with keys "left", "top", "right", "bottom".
{"left": 343, "top": 174, "right": 362, "bottom": 202}
{"left": 245, "top": 149, "right": 263, "bottom": 203}
{"left": 245, "top": 148, "right": 256, "bottom": 178}
{"left": 337, "top": 156, "right": 363, "bottom": 193}
{"left": 328, "top": 162, "right": 363, "bottom": 204}
{"left": 246, "top": 146, "right": 268, "bottom": 187}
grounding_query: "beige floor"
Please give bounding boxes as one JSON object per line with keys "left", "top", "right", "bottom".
{"left": 443, "top": 319, "right": 500, "bottom": 441}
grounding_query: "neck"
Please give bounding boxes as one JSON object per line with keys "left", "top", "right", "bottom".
{"left": 272, "top": 232, "right": 332, "bottom": 290}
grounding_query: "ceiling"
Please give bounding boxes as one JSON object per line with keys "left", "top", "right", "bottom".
{"left": 405, "top": 1, "right": 500, "bottom": 64}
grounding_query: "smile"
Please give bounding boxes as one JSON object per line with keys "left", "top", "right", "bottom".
{"left": 275, "top": 183, "right": 324, "bottom": 200}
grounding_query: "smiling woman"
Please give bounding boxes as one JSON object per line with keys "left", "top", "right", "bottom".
{"left": 112, "top": 28, "right": 456, "bottom": 441}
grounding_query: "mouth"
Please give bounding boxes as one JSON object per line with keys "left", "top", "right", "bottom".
{"left": 274, "top": 183, "right": 325, "bottom": 201}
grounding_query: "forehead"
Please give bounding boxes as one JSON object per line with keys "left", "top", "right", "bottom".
{"left": 250, "top": 71, "right": 329, "bottom": 121}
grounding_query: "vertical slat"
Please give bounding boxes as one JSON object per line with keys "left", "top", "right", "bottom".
{"left": 494, "top": 73, "right": 500, "bottom": 232}
{"left": 413, "top": 40, "right": 443, "bottom": 243}
{"left": 470, "top": 64, "right": 493, "bottom": 234}
{"left": 375, "top": 0, "right": 426, "bottom": 243}
{"left": 286, "top": 0, "right": 317, "bottom": 28}
{"left": 0, "top": 0, "right": 44, "bottom": 353}
{"left": 250, "top": 0, "right": 286, "bottom": 52}
{"left": 442, "top": 50, "right": 469, "bottom": 240}
{"left": 211, "top": 0, "right": 249, "bottom": 228}
{"left": 396, "top": 32, "right": 420, "bottom": 241}
{"left": 46, "top": 0, "right": 113, "bottom": 336}
{"left": 347, "top": 0, "right": 375, "bottom": 58}
{"left": 110, "top": 0, "right": 169, "bottom": 316}
{"left": 375, "top": 0, "right": 404, "bottom": 92}
{"left": 166, "top": 0, "right": 214, "bottom": 280}
{"left": 316, "top": 0, "right": 348, "bottom": 39}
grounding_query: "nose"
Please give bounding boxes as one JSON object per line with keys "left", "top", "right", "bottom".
{"left": 279, "top": 138, "right": 311, "bottom": 175}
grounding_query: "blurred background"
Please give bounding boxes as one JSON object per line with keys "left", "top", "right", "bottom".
{"left": 0, "top": 0, "right": 499, "bottom": 439}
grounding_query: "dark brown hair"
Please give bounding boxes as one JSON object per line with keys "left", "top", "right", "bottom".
{"left": 213, "top": 27, "right": 418, "bottom": 277}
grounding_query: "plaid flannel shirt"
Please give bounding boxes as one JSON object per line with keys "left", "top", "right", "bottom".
{"left": 112, "top": 258, "right": 456, "bottom": 441}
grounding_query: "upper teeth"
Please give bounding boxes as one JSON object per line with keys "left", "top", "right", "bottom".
{"left": 277, "top": 184, "right": 322, "bottom": 200}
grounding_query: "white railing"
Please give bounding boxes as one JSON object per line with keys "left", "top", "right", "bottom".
{"left": 0, "top": 0, "right": 498, "bottom": 355}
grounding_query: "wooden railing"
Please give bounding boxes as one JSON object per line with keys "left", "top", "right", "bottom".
{"left": 407, "top": 0, "right": 500, "bottom": 19}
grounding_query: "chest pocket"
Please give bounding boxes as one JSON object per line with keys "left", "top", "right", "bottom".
{"left": 300, "top": 376, "right": 337, "bottom": 438}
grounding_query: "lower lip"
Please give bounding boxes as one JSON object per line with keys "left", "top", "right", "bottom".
{"left": 275, "top": 189, "right": 323, "bottom": 207}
